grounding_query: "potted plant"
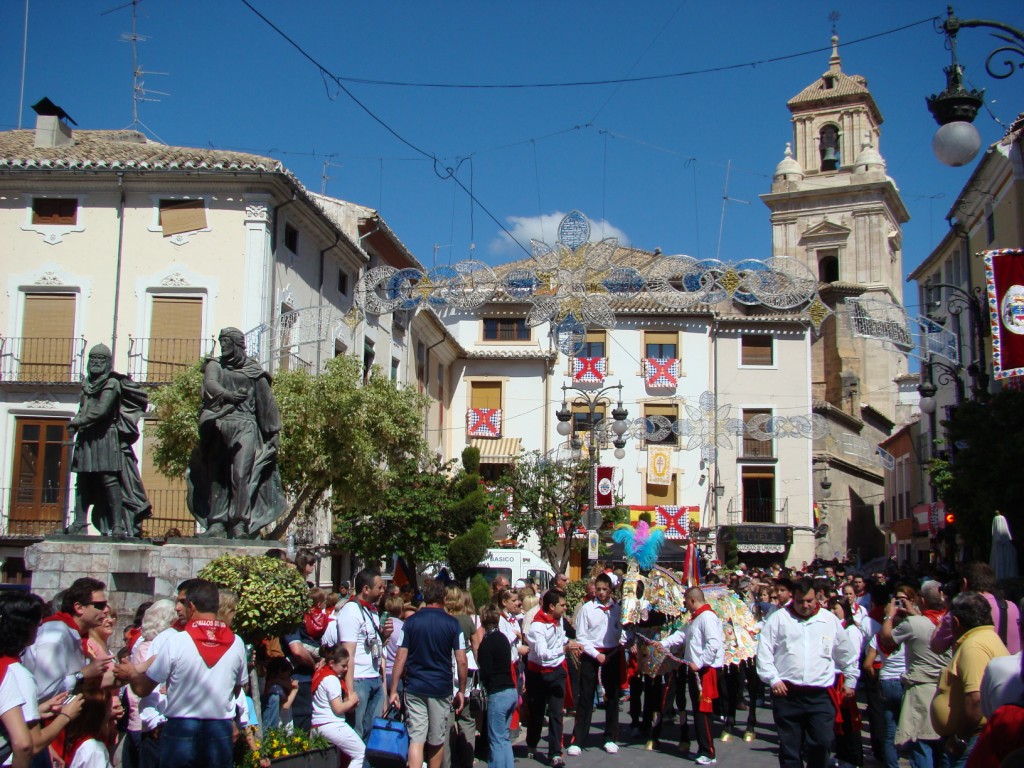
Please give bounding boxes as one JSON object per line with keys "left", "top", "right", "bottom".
{"left": 238, "top": 727, "right": 334, "bottom": 768}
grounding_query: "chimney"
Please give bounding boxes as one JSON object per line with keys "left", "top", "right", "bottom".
{"left": 31, "top": 97, "right": 77, "bottom": 148}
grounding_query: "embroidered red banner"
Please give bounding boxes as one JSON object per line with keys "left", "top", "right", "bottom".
{"left": 984, "top": 249, "right": 1024, "bottom": 380}
{"left": 594, "top": 465, "right": 615, "bottom": 509}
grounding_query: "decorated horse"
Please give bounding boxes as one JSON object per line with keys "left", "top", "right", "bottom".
{"left": 614, "top": 521, "right": 763, "bottom": 742}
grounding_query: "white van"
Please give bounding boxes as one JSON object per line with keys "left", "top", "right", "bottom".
{"left": 478, "top": 548, "right": 554, "bottom": 591}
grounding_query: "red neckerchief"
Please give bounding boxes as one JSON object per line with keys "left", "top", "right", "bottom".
{"left": 690, "top": 604, "right": 715, "bottom": 620}
{"left": 172, "top": 617, "right": 187, "bottom": 631}
{"left": 876, "top": 632, "right": 897, "bottom": 656}
{"left": 597, "top": 601, "right": 614, "bottom": 613}
{"left": 534, "top": 609, "right": 557, "bottom": 625}
{"left": 125, "top": 626, "right": 142, "bottom": 652}
{"left": 184, "top": 619, "right": 235, "bottom": 668}
{"left": 868, "top": 606, "right": 886, "bottom": 623}
{"left": 0, "top": 655, "right": 18, "bottom": 687}
{"left": 58, "top": 735, "right": 92, "bottom": 765}
{"left": 311, "top": 666, "right": 343, "bottom": 698}
{"left": 923, "top": 609, "right": 945, "bottom": 627}
{"left": 357, "top": 599, "right": 378, "bottom": 613}
{"left": 787, "top": 602, "right": 821, "bottom": 621}
{"left": 304, "top": 609, "right": 328, "bottom": 640}
{"left": 42, "top": 612, "right": 85, "bottom": 637}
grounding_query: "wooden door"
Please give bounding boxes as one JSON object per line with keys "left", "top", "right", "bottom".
{"left": 9, "top": 418, "right": 71, "bottom": 535}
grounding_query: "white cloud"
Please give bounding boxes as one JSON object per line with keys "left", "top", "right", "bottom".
{"left": 487, "top": 211, "right": 631, "bottom": 259}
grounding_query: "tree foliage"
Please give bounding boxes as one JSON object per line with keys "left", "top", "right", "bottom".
{"left": 197, "top": 555, "right": 308, "bottom": 643}
{"left": 150, "top": 355, "right": 432, "bottom": 539}
{"left": 930, "top": 389, "right": 1024, "bottom": 557}
{"left": 448, "top": 522, "right": 493, "bottom": 582}
{"left": 492, "top": 451, "right": 626, "bottom": 574}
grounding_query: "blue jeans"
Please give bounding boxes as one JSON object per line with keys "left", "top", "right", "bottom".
{"left": 486, "top": 687, "right": 518, "bottom": 768}
{"left": 354, "top": 676, "right": 384, "bottom": 742}
{"left": 159, "top": 718, "right": 233, "bottom": 768}
{"left": 880, "top": 677, "right": 904, "bottom": 768}
{"left": 907, "top": 738, "right": 951, "bottom": 768}
{"left": 949, "top": 734, "right": 978, "bottom": 768}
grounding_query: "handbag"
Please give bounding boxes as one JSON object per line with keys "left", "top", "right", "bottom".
{"left": 365, "top": 705, "right": 409, "bottom": 768}
{"left": 468, "top": 671, "right": 488, "bottom": 715}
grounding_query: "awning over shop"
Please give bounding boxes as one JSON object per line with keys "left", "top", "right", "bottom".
{"left": 731, "top": 524, "right": 792, "bottom": 554}
{"left": 470, "top": 437, "right": 523, "bottom": 464}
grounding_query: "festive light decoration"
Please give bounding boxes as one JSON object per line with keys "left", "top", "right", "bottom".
{"left": 357, "top": 211, "right": 832, "bottom": 355}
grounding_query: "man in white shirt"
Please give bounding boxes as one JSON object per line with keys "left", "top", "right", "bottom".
{"left": 567, "top": 573, "right": 626, "bottom": 756}
{"left": 525, "top": 589, "right": 580, "bottom": 768}
{"left": 22, "top": 577, "right": 113, "bottom": 700}
{"left": 757, "top": 578, "right": 860, "bottom": 768}
{"left": 676, "top": 587, "right": 724, "bottom": 766}
{"left": 131, "top": 580, "right": 246, "bottom": 768}
{"left": 332, "top": 568, "right": 392, "bottom": 741}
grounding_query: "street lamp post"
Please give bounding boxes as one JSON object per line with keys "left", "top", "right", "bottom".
{"left": 927, "top": 7, "right": 1024, "bottom": 167}
{"left": 555, "top": 382, "right": 629, "bottom": 544}
{"left": 925, "top": 277, "right": 990, "bottom": 400}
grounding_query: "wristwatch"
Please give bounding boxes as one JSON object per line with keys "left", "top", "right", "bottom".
{"left": 74, "top": 671, "right": 84, "bottom": 685}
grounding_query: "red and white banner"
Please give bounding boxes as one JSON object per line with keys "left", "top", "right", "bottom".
{"left": 655, "top": 505, "right": 700, "bottom": 540}
{"left": 984, "top": 248, "right": 1024, "bottom": 380}
{"left": 644, "top": 357, "right": 679, "bottom": 388}
{"left": 467, "top": 408, "right": 502, "bottom": 437}
{"left": 594, "top": 465, "right": 615, "bottom": 509}
{"left": 572, "top": 356, "right": 607, "bottom": 383}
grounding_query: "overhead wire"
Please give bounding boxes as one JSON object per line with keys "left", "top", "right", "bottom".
{"left": 238, "top": 0, "right": 532, "bottom": 257}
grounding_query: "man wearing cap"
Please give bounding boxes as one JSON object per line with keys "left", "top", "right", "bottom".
{"left": 65, "top": 343, "right": 151, "bottom": 537}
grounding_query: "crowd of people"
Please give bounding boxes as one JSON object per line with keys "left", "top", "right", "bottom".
{"left": 1, "top": 552, "right": 1022, "bottom": 768}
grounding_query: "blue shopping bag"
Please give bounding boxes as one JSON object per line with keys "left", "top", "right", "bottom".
{"left": 365, "top": 706, "right": 409, "bottom": 768}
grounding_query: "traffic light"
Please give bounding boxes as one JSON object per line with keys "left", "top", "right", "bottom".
{"left": 944, "top": 512, "right": 955, "bottom": 526}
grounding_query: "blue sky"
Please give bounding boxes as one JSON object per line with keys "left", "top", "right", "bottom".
{"left": 2, "top": 1, "right": 1022, "bottom": 315}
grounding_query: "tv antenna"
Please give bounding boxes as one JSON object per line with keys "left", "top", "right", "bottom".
{"left": 715, "top": 160, "right": 750, "bottom": 262}
{"left": 103, "top": 0, "right": 168, "bottom": 136}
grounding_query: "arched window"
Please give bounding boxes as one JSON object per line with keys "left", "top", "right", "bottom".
{"left": 819, "top": 124, "right": 840, "bottom": 171}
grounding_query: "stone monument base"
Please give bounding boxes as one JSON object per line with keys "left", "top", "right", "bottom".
{"left": 26, "top": 536, "right": 274, "bottom": 641}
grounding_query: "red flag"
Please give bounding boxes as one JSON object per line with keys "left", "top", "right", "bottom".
{"left": 984, "top": 249, "right": 1024, "bottom": 380}
{"left": 594, "top": 466, "right": 615, "bottom": 509}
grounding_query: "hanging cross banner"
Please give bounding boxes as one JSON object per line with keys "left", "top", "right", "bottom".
{"left": 573, "top": 356, "right": 607, "bottom": 383}
{"left": 645, "top": 357, "right": 680, "bottom": 388}
{"left": 984, "top": 248, "right": 1024, "bottom": 380}
{"left": 467, "top": 408, "right": 502, "bottom": 437}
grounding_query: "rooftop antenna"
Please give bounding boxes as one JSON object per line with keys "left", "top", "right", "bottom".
{"left": 715, "top": 160, "right": 750, "bottom": 262}
{"left": 104, "top": 0, "right": 168, "bottom": 136}
{"left": 17, "top": 0, "right": 29, "bottom": 129}
{"left": 320, "top": 156, "right": 343, "bottom": 195}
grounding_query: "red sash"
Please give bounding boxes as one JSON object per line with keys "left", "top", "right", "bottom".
{"left": 43, "top": 612, "right": 85, "bottom": 637}
{"left": 184, "top": 619, "right": 235, "bottom": 668}
{"left": 304, "top": 609, "right": 329, "bottom": 640}
{"left": 698, "top": 667, "right": 718, "bottom": 712}
{"left": 828, "top": 673, "right": 862, "bottom": 735}
{"left": 0, "top": 655, "right": 18, "bottom": 687}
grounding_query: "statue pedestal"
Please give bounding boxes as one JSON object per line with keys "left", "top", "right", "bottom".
{"left": 26, "top": 536, "right": 272, "bottom": 635}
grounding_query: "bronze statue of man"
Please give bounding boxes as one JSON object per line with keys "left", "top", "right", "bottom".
{"left": 66, "top": 344, "right": 152, "bottom": 537}
{"left": 188, "top": 327, "right": 286, "bottom": 538}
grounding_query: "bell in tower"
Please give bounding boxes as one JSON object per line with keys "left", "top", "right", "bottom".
{"left": 819, "top": 124, "right": 840, "bottom": 171}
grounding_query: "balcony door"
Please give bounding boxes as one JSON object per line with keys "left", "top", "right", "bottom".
{"left": 147, "top": 296, "right": 203, "bottom": 382}
{"left": 20, "top": 293, "right": 75, "bottom": 382}
{"left": 9, "top": 417, "right": 70, "bottom": 535}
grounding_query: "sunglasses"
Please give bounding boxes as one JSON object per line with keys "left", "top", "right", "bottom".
{"left": 82, "top": 601, "right": 109, "bottom": 611}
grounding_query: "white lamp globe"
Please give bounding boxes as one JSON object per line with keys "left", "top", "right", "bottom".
{"left": 614, "top": 447, "right": 625, "bottom": 460}
{"left": 556, "top": 420, "right": 572, "bottom": 436}
{"left": 612, "top": 418, "right": 628, "bottom": 436}
{"left": 933, "top": 121, "right": 982, "bottom": 167}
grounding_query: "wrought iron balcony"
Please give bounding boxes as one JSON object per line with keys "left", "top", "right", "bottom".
{"left": 728, "top": 497, "right": 789, "bottom": 524}
{"left": 0, "top": 337, "right": 87, "bottom": 384}
{"left": 127, "top": 336, "right": 215, "bottom": 384}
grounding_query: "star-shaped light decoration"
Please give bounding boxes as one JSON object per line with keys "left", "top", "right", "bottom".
{"left": 679, "top": 391, "right": 745, "bottom": 462}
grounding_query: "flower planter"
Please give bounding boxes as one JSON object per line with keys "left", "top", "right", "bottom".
{"left": 269, "top": 747, "right": 336, "bottom": 768}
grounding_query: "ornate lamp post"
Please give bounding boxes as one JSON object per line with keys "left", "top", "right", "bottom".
{"left": 555, "top": 382, "right": 629, "bottom": 536}
{"left": 927, "top": 6, "right": 1024, "bottom": 166}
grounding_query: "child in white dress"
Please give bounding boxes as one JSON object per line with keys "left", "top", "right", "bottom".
{"left": 311, "top": 646, "right": 365, "bottom": 768}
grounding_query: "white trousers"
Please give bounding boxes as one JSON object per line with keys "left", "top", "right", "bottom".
{"left": 313, "top": 718, "right": 366, "bottom": 768}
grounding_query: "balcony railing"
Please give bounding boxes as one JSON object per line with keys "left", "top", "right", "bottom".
{"left": 728, "top": 497, "right": 789, "bottom": 524}
{"left": 0, "top": 486, "right": 196, "bottom": 538}
{"left": 127, "top": 336, "right": 215, "bottom": 384}
{"left": 0, "top": 337, "right": 87, "bottom": 384}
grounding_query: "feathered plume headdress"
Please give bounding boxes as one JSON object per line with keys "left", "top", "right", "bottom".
{"left": 612, "top": 520, "right": 666, "bottom": 570}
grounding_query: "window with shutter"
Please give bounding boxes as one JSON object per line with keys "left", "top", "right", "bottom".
{"left": 147, "top": 297, "right": 203, "bottom": 382}
{"left": 20, "top": 293, "right": 75, "bottom": 382}
{"left": 159, "top": 199, "right": 207, "bottom": 237}
{"left": 644, "top": 474, "right": 677, "bottom": 506}
{"left": 470, "top": 381, "right": 502, "bottom": 410}
{"left": 644, "top": 330, "right": 678, "bottom": 359}
{"left": 741, "top": 335, "right": 774, "bottom": 366}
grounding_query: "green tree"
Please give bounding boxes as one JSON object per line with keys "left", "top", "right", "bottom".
{"left": 150, "top": 355, "right": 431, "bottom": 539}
{"left": 929, "top": 388, "right": 1024, "bottom": 557}
{"left": 493, "top": 451, "right": 626, "bottom": 574}
{"left": 448, "top": 522, "right": 493, "bottom": 582}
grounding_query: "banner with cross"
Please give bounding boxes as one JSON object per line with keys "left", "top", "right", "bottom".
{"left": 644, "top": 357, "right": 679, "bottom": 388}
{"left": 572, "top": 356, "right": 607, "bottom": 383}
{"left": 467, "top": 408, "right": 502, "bottom": 437}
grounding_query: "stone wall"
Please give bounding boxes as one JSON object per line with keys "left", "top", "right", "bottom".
{"left": 26, "top": 536, "right": 270, "bottom": 649}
